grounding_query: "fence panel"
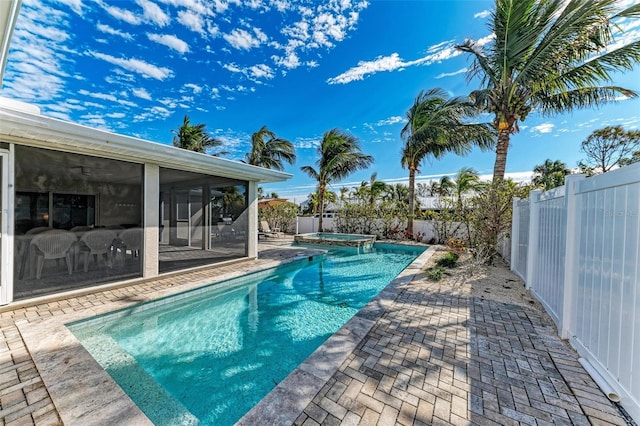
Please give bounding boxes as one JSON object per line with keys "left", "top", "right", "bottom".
{"left": 511, "top": 199, "right": 530, "bottom": 280}
{"left": 513, "top": 164, "right": 640, "bottom": 422}
{"left": 532, "top": 189, "right": 566, "bottom": 327}
{"left": 570, "top": 167, "right": 640, "bottom": 420}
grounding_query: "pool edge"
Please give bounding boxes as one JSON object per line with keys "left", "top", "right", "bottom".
{"left": 16, "top": 250, "right": 326, "bottom": 426}
{"left": 237, "top": 244, "right": 437, "bottom": 425}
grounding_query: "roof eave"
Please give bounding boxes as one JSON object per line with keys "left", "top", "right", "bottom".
{"left": 0, "top": 103, "right": 292, "bottom": 183}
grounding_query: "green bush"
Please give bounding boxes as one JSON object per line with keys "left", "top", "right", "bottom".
{"left": 436, "top": 252, "right": 459, "bottom": 268}
{"left": 426, "top": 266, "right": 445, "bottom": 281}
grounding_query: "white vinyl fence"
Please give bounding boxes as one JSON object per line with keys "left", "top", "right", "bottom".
{"left": 511, "top": 164, "right": 640, "bottom": 422}
{"left": 295, "top": 217, "right": 463, "bottom": 243}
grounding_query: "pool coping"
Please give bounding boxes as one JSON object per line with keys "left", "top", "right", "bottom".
{"left": 17, "top": 243, "right": 435, "bottom": 425}
{"left": 238, "top": 244, "right": 437, "bottom": 425}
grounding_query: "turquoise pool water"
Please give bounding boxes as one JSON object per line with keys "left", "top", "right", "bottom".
{"left": 68, "top": 243, "right": 425, "bottom": 425}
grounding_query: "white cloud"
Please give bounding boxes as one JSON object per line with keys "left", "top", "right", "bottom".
{"left": 133, "top": 105, "right": 172, "bottom": 122}
{"left": 184, "top": 83, "right": 202, "bottom": 93}
{"left": 272, "top": 51, "right": 300, "bottom": 69}
{"left": 78, "top": 89, "right": 118, "bottom": 102}
{"left": 57, "top": 0, "right": 84, "bottom": 15}
{"left": 223, "top": 28, "right": 267, "bottom": 50}
{"left": 96, "top": 23, "right": 133, "bottom": 40}
{"left": 100, "top": 3, "right": 142, "bottom": 25}
{"left": 132, "top": 87, "right": 152, "bottom": 100}
{"left": 376, "top": 116, "right": 404, "bottom": 126}
{"left": 327, "top": 40, "right": 462, "bottom": 84}
{"left": 89, "top": 51, "right": 174, "bottom": 80}
{"left": 476, "top": 33, "right": 495, "bottom": 47}
{"left": 1, "top": 2, "right": 72, "bottom": 103}
{"left": 435, "top": 67, "right": 467, "bottom": 79}
{"left": 147, "top": 33, "right": 190, "bottom": 53}
{"left": 474, "top": 10, "right": 491, "bottom": 19}
{"left": 272, "top": 1, "right": 368, "bottom": 70}
{"left": 178, "top": 9, "right": 205, "bottom": 35}
{"left": 136, "top": 0, "right": 170, "bottom": 26}
{"left": 222, "top": 63, "right": 242, "bottom": 73}
{"left": 247, "top": 64, "right": 274, "bottom": 80}
{"left": 531, "top": 123, "right": 555, "bottom": 134}
{"left": 294, "top": 136, "right": 321, "bottom": 149}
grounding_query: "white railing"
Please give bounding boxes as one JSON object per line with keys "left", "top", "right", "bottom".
{"left": 512, "top": 164, "right": 640, "bottom": 423}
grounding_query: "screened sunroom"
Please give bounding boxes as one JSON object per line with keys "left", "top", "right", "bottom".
{"left": 0, "top": 98, "right": 290, "bottom": 304}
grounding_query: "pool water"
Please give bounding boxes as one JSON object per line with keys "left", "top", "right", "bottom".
{"left": 69, "top": 243, "right": 425, "bottom": 425}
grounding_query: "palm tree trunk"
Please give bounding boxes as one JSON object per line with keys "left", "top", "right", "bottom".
{"left": 407, "top": 168, "right": 416, "bottom": 233}
{"left": 492, "top": 130, "right": 511, "bottom": 183}
{"left": 317, "top": 184, "right": 325, "bottom": 232}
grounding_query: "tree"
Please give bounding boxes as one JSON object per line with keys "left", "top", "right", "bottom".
{"left": 301, "top": 129, "right": 373, "bottom": 232}
{"left": 356, "top": 172, "right": 387, "bottom": 207}
{"left": 456, "top": 0, "right": 640, "bottom": 183}
{"left": 431, "top": 176, "right": 455, "bottom": 197}
{"left": 245, "top": 125, "right": 296, "bottom": 171}
{"left": 532, "top": 159, "right": 571, "bottom": 190}
{"left": 579, "top": 126, "right": 640, "bottom": 174}
{"left": 452, "top": 167, "right": 481, "bottom": 214}
{"left": 620, "top": 151, "right": 640, "bottom": 167}
{"left": 401, "top": 88, "right": 494, "bottom": 233}
{"left": 172, "top": 115, "right": 226, "bottom": 155}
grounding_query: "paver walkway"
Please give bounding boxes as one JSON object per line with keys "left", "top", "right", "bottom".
{"left": 295, "top": 270, "right": 630, "bottom": 426}
{"left": 0, "top": 240, "right": 631, "bottom": 425}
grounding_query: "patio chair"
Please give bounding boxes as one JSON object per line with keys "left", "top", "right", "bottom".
{"left": 25, "top": 226, "right": 51, "bottom": 235}
{"left": 259, "top": 220, "right": 281, "bottom": 238}
{"left": 78, "top": 229, "right": 117, "bottom": 272}
{"left": 116, "top": 227, "right": 143, "bottom": 262}
{"left": 30, "top": 230, "right": 77, "bottom": 279}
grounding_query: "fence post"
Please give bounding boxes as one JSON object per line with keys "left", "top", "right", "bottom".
{"left": 560, "top": 174, "right": 586, "bottom": 339}
{"left": 525, "top": 190, "right": 541, "bottom": 290}
{"left": 510, "top": 197, "right": 520, "bottom": 272}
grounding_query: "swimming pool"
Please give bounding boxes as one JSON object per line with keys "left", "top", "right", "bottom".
{"left": 68, "top": 243, "right": 425, "bottom": 425}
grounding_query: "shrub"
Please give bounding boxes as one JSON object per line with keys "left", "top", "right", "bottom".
{"left": 436, "top": 252, "right": 459, "bottom": 268}
{"left": 426, "top": 266, "right": 445, "bottom": 281}
{"left": 446, "top": 237, "right": 466, "bottom": 255}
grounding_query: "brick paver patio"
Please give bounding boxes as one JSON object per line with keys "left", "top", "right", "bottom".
{"left": 0, "top": 240, "right": 631, "bottom": 425}
{"left": 295, "top": 271, "right": 630, "bottom": 426}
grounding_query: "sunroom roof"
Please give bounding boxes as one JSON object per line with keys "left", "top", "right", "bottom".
{"left": 0, "top": 98, "right": 291, "bottom": 183}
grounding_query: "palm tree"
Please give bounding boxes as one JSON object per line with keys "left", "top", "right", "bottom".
{"left": 301, "top": 129, "right": 373, "bottom": 232}
{"left": 452, "top": 167, "right": 480, "bottom": 214}
{"left": 532, "top": 159, "right": 571, "bottom": 190}
{"left": 172, "top": 115, "right": 225, "bottom": 155}
{"left": 245, "top": 125, "right": 296, "bottom": 171}
{"left": 339, "top": 186, "right": 350, "bottom": 205}
{"left": 456, "top": 0, "right": 640, "bottom": 183}
{"left": 401, "top": 88, "right": 494, "bottom": 233}
{"left": 434, "top": 176, "right": 455, "bottom": 197}
{"left": 356, "top": 172, "right": 387, "bottom": 207}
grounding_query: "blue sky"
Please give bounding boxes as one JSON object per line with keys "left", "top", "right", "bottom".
{"left": 2, "top": 0, "right": 639, "bottom": 203}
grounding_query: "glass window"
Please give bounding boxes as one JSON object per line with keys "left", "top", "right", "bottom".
{"left": 14, "top": 146, "right": 144, "bottom": 300}
{"left": 159, "top": 168, "right": 249, "bottom": 274}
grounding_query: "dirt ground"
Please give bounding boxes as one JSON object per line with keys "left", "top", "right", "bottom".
{"left": 422, "top": 246, "right": 548, "bottom": 314}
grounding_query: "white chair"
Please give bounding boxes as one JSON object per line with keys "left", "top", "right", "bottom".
{"left": 78, "top": 229, "right": 117, "bottom": 272}
{"left": 259, "top": 220, "right": 281, "bottom": 238}
{"left": 30, "top": 230, "right": 77, "bottom": 279}
{"left": 25, "top": 226, "right": 51, "bottom": 235}
{"left": 117, "top": 227, "right": 143, "bottom": 262}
